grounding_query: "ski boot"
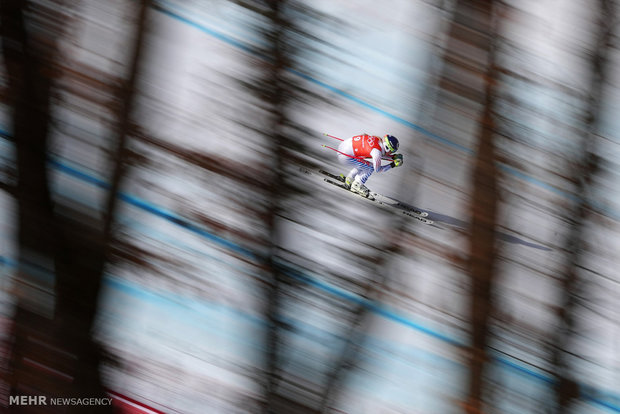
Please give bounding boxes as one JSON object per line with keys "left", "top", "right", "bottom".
{"left": 341, "top": 174, "right": 353, "bottom": 190}
{"left": 351, "top": 178, "right": 370, "bottom": 197}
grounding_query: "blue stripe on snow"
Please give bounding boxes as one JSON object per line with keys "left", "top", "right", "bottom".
{"left": 48, "top": 157, "right": 260, "bottom": 261}
{"left": 152, "top": 4, "right": 258, "bottom": 57}
{"left": 277, "top": 260, "right": 463, "bottom": 347}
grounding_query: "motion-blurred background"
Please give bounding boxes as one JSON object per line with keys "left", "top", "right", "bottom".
{"left": 1, "top": 0, "right": 619, "bottom": 413}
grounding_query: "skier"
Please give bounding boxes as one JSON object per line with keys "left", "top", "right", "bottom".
{"left": 337, "top": 134, "right": 403, "bottom": 196}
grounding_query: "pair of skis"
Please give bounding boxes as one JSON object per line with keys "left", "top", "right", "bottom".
{"left": 301, "top": 167, "right": 434, "bottom": 225}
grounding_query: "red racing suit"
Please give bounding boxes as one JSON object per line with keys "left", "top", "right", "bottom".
{"left": 337, "top": 134, "right": 390, "bottom": 173}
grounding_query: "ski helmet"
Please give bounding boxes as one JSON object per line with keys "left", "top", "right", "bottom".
{"left": 383, "top": 135, "right": 399, "bottom": 153}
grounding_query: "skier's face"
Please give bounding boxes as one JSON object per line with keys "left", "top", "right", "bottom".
{"left": 383, "top": 135, "right": 396, "bottom": 154}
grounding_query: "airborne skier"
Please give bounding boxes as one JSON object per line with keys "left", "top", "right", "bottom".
{"left": 335, "top": 134, "right": 403, "bottom": 196}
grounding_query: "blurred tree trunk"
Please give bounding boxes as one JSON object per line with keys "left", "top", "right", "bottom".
{"left": 1, "top": 0, "right": 92, "bottom": 408}
{"left": 548, "top": 0, "right": 614, "bottom": 412}
{"left": 1, "top": 0, "right": 150, "bottom": 410}
{"left": 258, "top": 1, "right": 299, "bottom": 413}
{"left": 104, "top": 0, "right": 151, "bottom": 239}
{"left": 464, "top": 9, "right": 500, "bottom": 414}
{"left": 235, "top": 1, "right": 334, "bottom": 412}
{"left": 434, "top": 0, "right": 500, "bottom": 412}
{"left": 466, "top": 64, "right": 498, "bottom": 414}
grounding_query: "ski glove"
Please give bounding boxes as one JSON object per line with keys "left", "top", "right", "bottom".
{"left": 390, "top": 154, "right": 403, "bottom": 168}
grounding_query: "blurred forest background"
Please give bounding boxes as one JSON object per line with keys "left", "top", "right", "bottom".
{"left": 1, "top": 0, "right": 620, "bottom": 413}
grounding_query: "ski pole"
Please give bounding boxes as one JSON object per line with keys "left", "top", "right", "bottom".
{"left": 323, "top": 133, "right": 344, "bottom": 141}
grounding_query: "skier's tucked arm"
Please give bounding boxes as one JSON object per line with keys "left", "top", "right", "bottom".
{"left": 370, "top": 149, "right": 403, "bottom": 172}
{"left": 370, "top": 149, "right": 386, "bottom": 172}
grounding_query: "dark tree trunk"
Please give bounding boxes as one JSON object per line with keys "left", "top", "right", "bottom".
{"left": 260, "top": 1, "right": 298, "bottom": 413}
{"left": 432, "top": 1, "right": 500, "bottom": 412}
{"left": 1, "top": 0, "right": 151, "bottom": 410}
{"left": 548, "top": 0, "right": 614, "bottom": 412}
